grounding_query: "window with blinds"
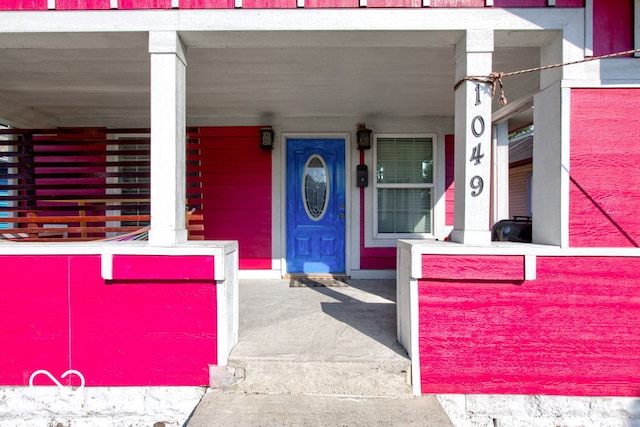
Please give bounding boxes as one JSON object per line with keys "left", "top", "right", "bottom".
{"left": 374, "top": 136, "right": 434, "bottom": 237}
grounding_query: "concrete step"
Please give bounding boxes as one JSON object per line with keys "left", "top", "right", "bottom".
{"left": 186, "top": 393, "right": 454, "bottom": 427}
{"left": 223, "top": 358, "right": 414, "bottom": 398}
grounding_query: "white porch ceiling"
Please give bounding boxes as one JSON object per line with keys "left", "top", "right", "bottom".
{"left": 0, "top": 30, "right": 543, "bottom": 129}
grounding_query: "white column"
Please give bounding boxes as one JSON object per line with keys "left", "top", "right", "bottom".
{"left": 450, "top": 30, "right": 494, "bottom": 245}
{"left": 148, "top": 31, "right": 188, "bottom": 246}
{"left": 491, "top": 121, "right": 510, "bottom": 224}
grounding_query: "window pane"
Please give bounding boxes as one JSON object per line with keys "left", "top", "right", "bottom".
{"left": 304, "top": 155, "right": 328, "bottom": 220}
{"left": 376, "top": 137, "right": 433, "bottom": 184}
{"left": 377, "top": 188, "right": 431, "bottom": 234}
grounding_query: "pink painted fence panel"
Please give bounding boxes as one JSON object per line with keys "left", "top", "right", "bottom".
{"left": 422, "top": 254, "right": 525, "bottom": 281}
{"left": 570, "top": 88, "right": 640, "bottom": 248}
{"left": 71, "top": 256, "right": 217, "bottom": 386}
{"left": 0, "top": 256, "right": 70, "bottom": 386}
{"left": 493, "top": 0, "right": 546, "bottom": 6}
{"left": 418, "top": 256, "right": 640, "bottom": 396}
{"left": 0, "top": 254, "right": 217, "bottom": 387}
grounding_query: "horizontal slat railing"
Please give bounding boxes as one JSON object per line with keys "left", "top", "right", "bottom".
{"left": 0, "top": 128, "right": 203, "bottom": 241}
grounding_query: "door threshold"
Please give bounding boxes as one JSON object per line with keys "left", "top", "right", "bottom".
{"left": 284, "top": 274, "right": 350, "bottom": 280}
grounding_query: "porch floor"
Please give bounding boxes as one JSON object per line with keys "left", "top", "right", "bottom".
{"left": 187, "top": 279, "right": 453, "bottom": 426}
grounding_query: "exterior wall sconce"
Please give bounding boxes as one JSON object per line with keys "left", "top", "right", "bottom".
{"left": 260, "top": 127, "right": 275, "bottom": 150}
{"left": 356, "top": 123, "right": 372, "bottom": 150}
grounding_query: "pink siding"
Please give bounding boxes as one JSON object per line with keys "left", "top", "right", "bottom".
{"left": 190, "top": 127, "right": 272, "bottom": 270}
{"left": 0, "top": 256, "right": 70, "bottom": 386}
{"left": 118, "top": 0, "right": 172, "bottom": 8}
{"left": 112, "top": 254, "right": 215, "bottom": 280}
{"left": 368, "top": 0, "right": 421, "bottom": 7}
{"left": 430, "top": 0, "right": 483, "bottom": 6}
{"left": 305, "top": 0, "right": 358, "bottom": 6}
{"left": 242, "top": 0, "right": 296, "bottom": 7}
{"left": 0, "top": 255, "right": 217, "bottom": 386}
{"left": 444, "top": 134, "right": 454, "bottom": 227}
{"left": 569, "top": 89, "right": 640, "bottom": 248}
{"left": 0, "top": 0, "right": 586, "bottom": 7}
{"left": 418, "top": 256, "right": 640, "bottom": 396}
{"left": 0, "top": 0, "right": 47, "bottom": 10}
{"left": 56, "top": 0, "right": 110, "bottom": 8}
{"left": 592, "top": 0, "right": 633, "bottom": 56}
{"left": 422, "top": 254, "right": 524, "bottom": 280}
{"left": 493, "top": 0, "right": 546, "bottom": 6}
{"left": 555, "top": 0, "right": 583, "bottom": 5}
{"left": 180, "top": 0, "right": 235, "bottom": 7}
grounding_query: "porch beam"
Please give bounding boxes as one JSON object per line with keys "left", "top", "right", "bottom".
{"left": 148, "top": 31, "right": 188, "bottom": 245}
{"left": 450, "top": 29, "right": 494, "bottom": 245}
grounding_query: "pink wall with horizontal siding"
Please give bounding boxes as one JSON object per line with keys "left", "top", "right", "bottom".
{"left": 0, "top": 254, "right": 217, "bottom": 386}
{"left": 190, "top": 127, "right": 272, "bottom": 270}
{"left": 570, "top": 89, "right": 640, "bottom": 248}
{"left": 418, "top": 255, "right": 640, "bottom": 396}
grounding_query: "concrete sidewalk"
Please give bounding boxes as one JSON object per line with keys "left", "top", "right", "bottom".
{"left": 187, "top": 279, "right": 453, "bottom": 426}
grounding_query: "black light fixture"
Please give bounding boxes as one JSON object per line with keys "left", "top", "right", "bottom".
{"left": 259, "top": 127, "right": 275, "bottom": 150}
{"left": 356, "top": 123, "right": 372, "bottom": 150}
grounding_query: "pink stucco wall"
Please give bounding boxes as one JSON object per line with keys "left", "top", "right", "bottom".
{"left": 0, "top": 254, "right": 217, "bottom": 386}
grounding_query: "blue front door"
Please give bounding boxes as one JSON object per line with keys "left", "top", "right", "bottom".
{"left": 286, "top": 138, "right": 346, "bottom": 275}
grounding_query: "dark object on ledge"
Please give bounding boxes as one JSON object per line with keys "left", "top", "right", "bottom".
{"left": 492, "top": 216, "right": 532, "bottom": 243}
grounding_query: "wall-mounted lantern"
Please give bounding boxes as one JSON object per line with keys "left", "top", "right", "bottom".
{"left": 356, "top": 123, "right": 372, "bottom": 150}
{"left": 260, "top": 127, "right": 275, "bottom": 150}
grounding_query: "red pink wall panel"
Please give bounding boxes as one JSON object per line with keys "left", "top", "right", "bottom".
{"left": 189, "top": 127, "right": 272, "bottom": 270}
{"left": 418, "top": 255, "right": 640, "bottom": 396}
{"left": 570, "top": 88, "right": 640, "bottom": 248}
{"left": 0, "top": 256, "right": 70, "bottom": 386}
{"left": 305, "top": 0, "right": 358, "bottom": 7}
{"left": 0, "top": 254, "right": 217, "bottom": 386}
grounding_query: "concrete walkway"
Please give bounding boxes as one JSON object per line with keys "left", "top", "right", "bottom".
{"left": 187, "top": 279, "right": 453, "bottom": 426}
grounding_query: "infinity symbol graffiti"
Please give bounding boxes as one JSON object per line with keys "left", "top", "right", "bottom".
{"left": 29, "top": 369, "right": 86, "bottom": 389}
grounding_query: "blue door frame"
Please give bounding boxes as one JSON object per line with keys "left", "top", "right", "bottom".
{"left": 286, "top": 138, "right": 346, "bottom": 275}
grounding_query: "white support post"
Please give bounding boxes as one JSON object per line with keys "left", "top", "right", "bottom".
{"left": 148, "top": 31, "right": 188, "bottom": 246}
{"left": 110, "top": 0, "right": 118, "bottom": 8}
{"left": 450, "top": 30, "right": 494, "bottom": 245}
{"left": 491, "top": 121, "right": 510, "bottom": 225}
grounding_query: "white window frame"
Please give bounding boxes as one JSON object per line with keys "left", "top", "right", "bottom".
{"left": 366, "top": 133, "right": 437, "bottom": 248}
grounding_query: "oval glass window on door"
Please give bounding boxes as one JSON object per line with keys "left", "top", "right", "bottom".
{"left": 303, "top": 155, "right": 329, "bottom": 220}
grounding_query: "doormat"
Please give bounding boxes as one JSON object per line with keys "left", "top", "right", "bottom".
{"left": 289, "top": 278, "right": 350, "bottom": 288}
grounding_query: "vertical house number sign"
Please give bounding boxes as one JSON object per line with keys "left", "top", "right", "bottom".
{"left": 469, "top": 83, "right": 486, "bottom": 197}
